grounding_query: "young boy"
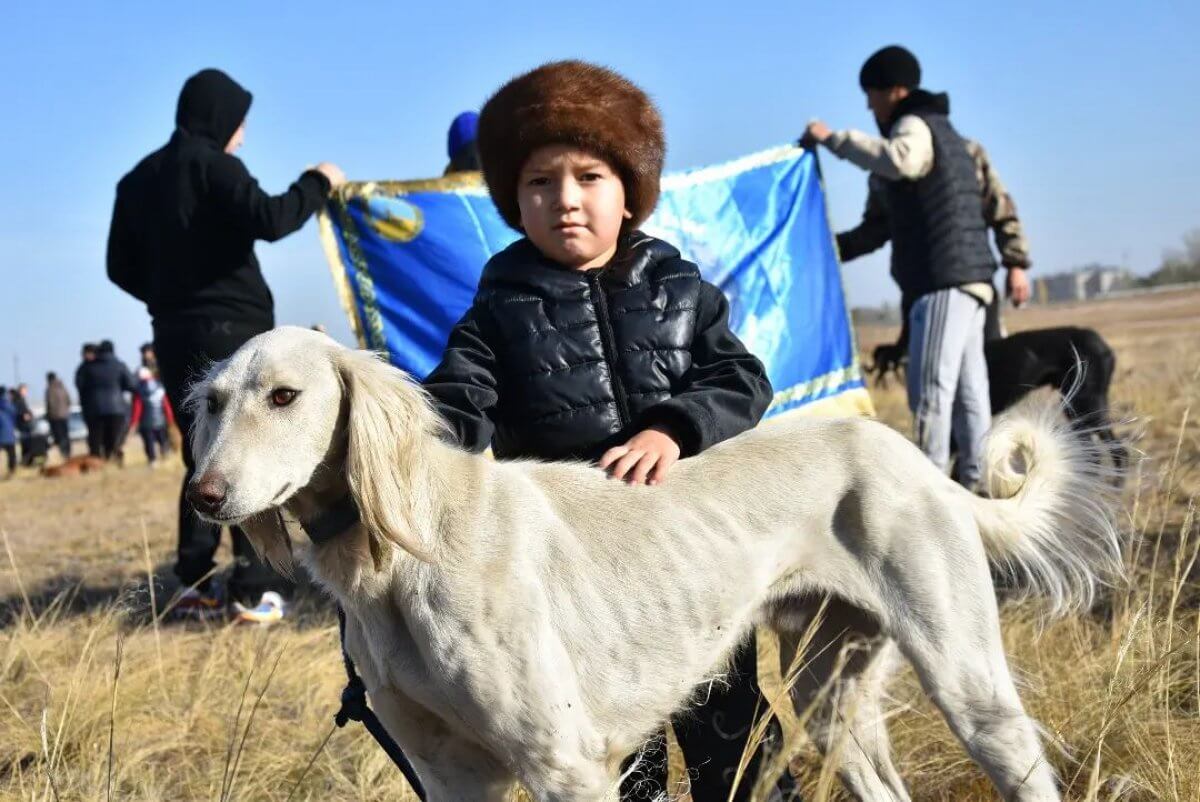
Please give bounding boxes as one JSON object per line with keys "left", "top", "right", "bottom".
{"left": 423, "top": 61, "right": 796, "bottom": 802}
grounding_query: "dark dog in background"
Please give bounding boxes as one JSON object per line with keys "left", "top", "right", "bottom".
{"left": 870, "top": 325, "right": 1128, "bottom": 476}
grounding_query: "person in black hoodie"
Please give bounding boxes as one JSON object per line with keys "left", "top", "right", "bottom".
{"left": 804, "top": 46, "right": 1009, "bottom": 489}
{"left": 423, "top": 61, "right": 795, "bottom": 802}
{"left": 107, "top": 68, "right": 345, "bottom": 622}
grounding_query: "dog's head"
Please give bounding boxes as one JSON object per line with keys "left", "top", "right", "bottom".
{"left": 186, "top": 326, "right": 441, "bottom": 572}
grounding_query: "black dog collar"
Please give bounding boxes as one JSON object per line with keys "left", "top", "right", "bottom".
{"left": 298, "top": 495, "right": 361, "bottom": 545}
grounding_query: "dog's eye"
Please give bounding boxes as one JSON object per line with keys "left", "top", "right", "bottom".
{"left": 270, "top": 388, "right": 299, "bottom": 407}
{"left": 206, "top": 395, "right": 218, "bottom": 414}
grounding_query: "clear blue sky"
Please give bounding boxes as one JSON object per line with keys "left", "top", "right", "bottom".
{"left": 3, "top": 1, "right": 1198, "bottom": 397}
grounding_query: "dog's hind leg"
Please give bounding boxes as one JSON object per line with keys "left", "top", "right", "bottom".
{"left": 826, "top": 640, "right": 909, "bottom": 802}
{"left": 901, "top": 637, "right": 1057, "bottom": 801}
{"left": 1064, "top": 336, "right": 1127, "bottom": 478}
{"left": 883, "top": 533, "right": 1060, "bottom": 801}
{"left": 776, "top": 597, "right": 909, "bottom": 802}
{"left": 1093, "top": 421, "right": 1128, "bottom": 479}
{"left": 1079, "top": 377, "right": 1127, "bottom": 478}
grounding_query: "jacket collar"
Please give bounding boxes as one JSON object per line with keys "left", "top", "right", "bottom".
{"left": 882, "top": 89, "right": 951, "bottom": 135}
{"left": 480, "top": 231, "right": 689, "bottom": 294}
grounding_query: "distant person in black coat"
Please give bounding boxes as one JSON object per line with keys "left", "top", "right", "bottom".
{"left": 0, "top": 387, "right": 16, "bottom": 478}
{"left": 11, "top": 384, "right": 34, "bottom": 466}
{"left": 75, "top": 343, "right": 99, "bottom": 455}
{"left": 75, "top": 340, "right": 134, "bottom": 461}
{"left": 106, "top": 67, "right": 345, "bottom": 623}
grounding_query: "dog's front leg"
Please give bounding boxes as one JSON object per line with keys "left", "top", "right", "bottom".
{"left": 342, "top": 612, "right": 515, "bottom": 800}
{"left": 367, "top": 687, "right": 516, "bottom": 801}
{"left": 524, "top": 760, "right": 616, "bottom": 802}
{"left": 777, "top": 598, "right": 910, "bottom": 802}
{"left": 503, "top": 654, "right": 616, "bottom": 801}
{"left": 507, "top": 700, "right": 615, "bottom": 802}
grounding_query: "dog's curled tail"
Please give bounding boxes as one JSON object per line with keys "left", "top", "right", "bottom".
{"left": 968, "top": 390, "right": 1126, "bottom": 615}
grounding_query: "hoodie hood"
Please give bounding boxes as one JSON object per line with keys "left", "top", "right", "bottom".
{"left": 175, "top": 69, "right": 252, "bottom": 147}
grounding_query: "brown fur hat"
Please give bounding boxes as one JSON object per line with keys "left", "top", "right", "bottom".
{"left": 477, "top": 60, "right": 665, "bottom": 231}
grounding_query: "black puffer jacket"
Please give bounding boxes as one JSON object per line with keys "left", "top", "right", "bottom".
{"left": 882, "top": 91, "right": 996, "bottom": 298}
{"left": 423, "top": 234, "right": 773, "bottom": 463}
{"left": 107, "top": 69, "right": 330, "bottom": 329}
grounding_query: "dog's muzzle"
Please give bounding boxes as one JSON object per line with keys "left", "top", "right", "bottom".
{"left": 187, "top": 472, "right": 229, "bottom": 518}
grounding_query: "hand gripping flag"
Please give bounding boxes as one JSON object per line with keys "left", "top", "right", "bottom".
{"left": 317, "top": 145, "right": 871, "bottom": 419}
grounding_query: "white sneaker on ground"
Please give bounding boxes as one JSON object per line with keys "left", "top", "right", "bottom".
{"left": 231, "top": 591, "right": 287, "bottom": 625}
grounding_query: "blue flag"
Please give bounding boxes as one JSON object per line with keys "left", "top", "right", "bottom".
{"left": 318, "top": 145, "right": 871, "bottom": 418}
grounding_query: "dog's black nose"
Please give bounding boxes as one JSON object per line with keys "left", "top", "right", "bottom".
{"left": 187, "top": 473, "right": 228, "bottom": 514}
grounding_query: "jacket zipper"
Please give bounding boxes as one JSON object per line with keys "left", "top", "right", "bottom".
{"left": 587, "top": 272, "right": 631, "bottom": 426}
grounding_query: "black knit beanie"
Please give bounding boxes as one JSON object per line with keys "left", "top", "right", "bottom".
{"left": 859, "top": 46, "right": 921, "bottom": 91}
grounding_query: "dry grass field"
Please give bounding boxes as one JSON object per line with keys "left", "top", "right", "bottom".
{"left": 2, "top": 287, "right": 1199, "bottom": 801}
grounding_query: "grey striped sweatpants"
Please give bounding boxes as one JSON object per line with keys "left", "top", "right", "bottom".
{"left": 906, "top": 287, "right": 992, "bottom": 487}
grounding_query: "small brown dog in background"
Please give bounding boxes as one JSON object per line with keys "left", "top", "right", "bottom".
{"left": 41, "top": 455, "right": 107, "bottom": 478}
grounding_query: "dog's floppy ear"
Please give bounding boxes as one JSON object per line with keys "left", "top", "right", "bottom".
{"left": 335, "top": 348, "right": 438, "bottom": 566}
{"left": 239, "top": 510, "right": 296, "bottom": 579}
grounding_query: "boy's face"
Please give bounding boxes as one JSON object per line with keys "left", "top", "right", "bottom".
{"left": 517, "top": 144, "right": 632, "bottom": 270}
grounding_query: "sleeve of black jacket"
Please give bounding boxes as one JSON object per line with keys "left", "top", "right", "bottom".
{"left": 638, "top": 281, "right": 773, "bottom": 458}
{"left": 421, "top": 303, "right": 499, "bottom": 453}
{"left": 835, "top": 179, "right": 890, "bottom": 262}
{"left": 209, "top": 155, "right": 332, "bottom": 243}
{"left": 106, "top": 192, "right": 147, "bottom": 301}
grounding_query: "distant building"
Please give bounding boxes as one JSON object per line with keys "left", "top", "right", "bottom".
{"left": 1034, "top": 266, "right": 1135, "bottom": 304}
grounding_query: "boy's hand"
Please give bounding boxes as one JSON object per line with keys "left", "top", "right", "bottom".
{"left": 599, "top": 427, "right": 681, "bottom": 486}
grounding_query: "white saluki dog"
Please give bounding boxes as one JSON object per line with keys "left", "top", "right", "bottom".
{"left": 186, "top": 327, "right": 1122, "bottom": 802}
